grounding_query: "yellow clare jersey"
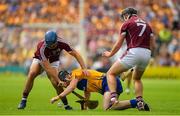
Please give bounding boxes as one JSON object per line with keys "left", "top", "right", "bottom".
{"left": 71, "top": 69, "right": 104, "bottom": 93}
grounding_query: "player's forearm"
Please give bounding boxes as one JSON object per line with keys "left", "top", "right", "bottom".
{"left": 110, "top": 42, "right": 122, "bottom": 57}
{"left": 150, "top": 35, "right": 157, "bottom": 57}
{"left": 84, "top": 91, "right": 90, "bottom": 100}
{"left": 110, "top": 45, "right": 121, "bottom": 56}
{"left": 71, "top": 50, "right": 86, "bottom": 69}
{"left": 110, "top": 35, "right": 125, "bottom": 57}
{"left": 59, "top": 86, "right": 76, "bottom": 98}
{"left": 150, "top": 35, "right": 156, "bottom": 51}
{"left": 83, "top": 91, "right": 90, "bottom": 110}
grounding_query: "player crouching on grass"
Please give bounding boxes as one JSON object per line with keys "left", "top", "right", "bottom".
{"left": 17, "top": 30, "right": 88, "bottom": 110}
{"left": 50, "top": 69, "right": 145, "bottom": 110}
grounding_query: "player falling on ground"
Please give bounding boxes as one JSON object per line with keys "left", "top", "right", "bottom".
{"left": 50, "top": 69, "right": 142, "bottom": 110}
{"left": 18, "top": 30, "right": 88, "bottom": 110}
{"left": 103, "top": 7, "right": 155, "bottom": 111}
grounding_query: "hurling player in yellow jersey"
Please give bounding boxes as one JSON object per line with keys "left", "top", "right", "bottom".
{"left": 50, "top": 69, "right": 138, "bottom": 110}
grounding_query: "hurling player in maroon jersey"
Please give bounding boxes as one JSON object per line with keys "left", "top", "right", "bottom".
{"left": 103, "top": 7, "right": 155, "bottom": 111}
{"left": 18, "top": 30, "right": 88, "bottom": 110}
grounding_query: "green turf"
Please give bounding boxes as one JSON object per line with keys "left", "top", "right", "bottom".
{"left": 0, "top": 73, "right": 180, "bottom": 115}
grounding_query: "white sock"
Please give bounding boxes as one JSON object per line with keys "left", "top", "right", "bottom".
{"left": 22, "top": 98, "right": 27, "bottom": 101}
{"left": 64, "top": 105, "right": 68, "bottom": 107}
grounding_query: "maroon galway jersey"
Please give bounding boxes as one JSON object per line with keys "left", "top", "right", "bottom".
{"left": 34, "top": 39, "right": 73, "bottom": 63}
{"left": 120, "top": 16, "right": 153, "bottom": 50}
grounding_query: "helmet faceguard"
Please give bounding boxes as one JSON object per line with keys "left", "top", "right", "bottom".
{"left": 58, "top": 70, "right": 70, "bottom": 82}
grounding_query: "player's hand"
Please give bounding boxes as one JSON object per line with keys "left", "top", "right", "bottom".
{"left": 102, "top": 51, "right": 112, "bottom": 58}
{"left": 58, "top": 81, "right": 65, "bottom": 87}
{"left": 58, "top": 81, "right": 69, "bottom": 88}
{"left": 82, "top": 69, "right": 90, "bottom": 76}
{"left": 50, "top": 96, "right": 60, "bottom": 104}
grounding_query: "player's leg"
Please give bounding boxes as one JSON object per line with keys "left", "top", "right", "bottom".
{"left": 133, "top": 67, "right": 144, "bottom": 98}
{"left": 110, "top": 78, "right": 137, "bottom": 110}
{"left": 106, "top": 60, "right": 128, "bottom": 102}
{"left": 132, "top": 48, "right": 151, "bottom": 111}
{"left": 103, "top": 93, "right": 132, "bottom": 111}
{"left": 126, "top": 69, "right": 133, "bottom": 94}
{"left": 121, "top": 68, "right": 133, "bottom": 81}
{"left": 47, "top": 73, "right": 72, "bottom": 110}
{"left": 103, "top": 92, "right": 111, "bottom": 110}
{"left": 132, "top": 67, "right": 150, "bottom": 111}
{"left": 18, "top": 59, "right": 42, "bottom": 109}
{"left": 109, "top": 99, "right": 137, "bottom": 110}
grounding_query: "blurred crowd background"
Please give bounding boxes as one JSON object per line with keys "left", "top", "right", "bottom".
{"left": 0, "top": 0, "right": 179, "bottom": 73}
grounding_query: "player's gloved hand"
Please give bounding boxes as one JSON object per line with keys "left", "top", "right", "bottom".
{"left": 50, "top": 96, "right": 60, "bottom": 104}
{"left": 102, "top": 51, "right": 112, "bottom": 58}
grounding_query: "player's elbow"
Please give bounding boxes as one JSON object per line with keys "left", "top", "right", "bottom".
{"left": 69, "top": 50, "right": 77, "bottom": 57}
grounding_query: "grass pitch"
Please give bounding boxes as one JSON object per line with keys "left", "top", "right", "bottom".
{"left": 0, "top": 73, "right": 180, "bottom": 115}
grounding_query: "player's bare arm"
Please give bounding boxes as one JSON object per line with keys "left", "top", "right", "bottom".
{"left": 50, "top": 78, "right": 79, "bottom": 104}
{"left": 102, "top": 34, "right": 126, "bottom": 58}
{"left": 84, "top": 91, "right": 91, "bottom": 101}
{"left": 84, "top": 91, "right": 91, "bottom": 109}
{"left": 68, "top": 49, "right": 89, "bottom": 76}
{"left": 150, "top": 34, "right": 156, "bottom": 52}
{"left": 68, "top": 49, "right": 86, "bottom": 69}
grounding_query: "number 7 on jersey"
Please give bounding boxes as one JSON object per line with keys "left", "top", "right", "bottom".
{"left": 135, "top": 19, "right": 147, "bottom": 36}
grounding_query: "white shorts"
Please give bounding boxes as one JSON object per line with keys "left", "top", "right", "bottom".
{"left": 118, "top": 48, "right": 151, "bottom": 71}
{"left": 32, "top": 58, "right": 60, "bottom": 69}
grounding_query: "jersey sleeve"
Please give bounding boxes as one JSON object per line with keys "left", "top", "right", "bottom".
{"left": 60, "top": 42, "right": 73, "bottom": 52}
{"left": 39, "top": 44, "right": 47, "bottom": 61}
